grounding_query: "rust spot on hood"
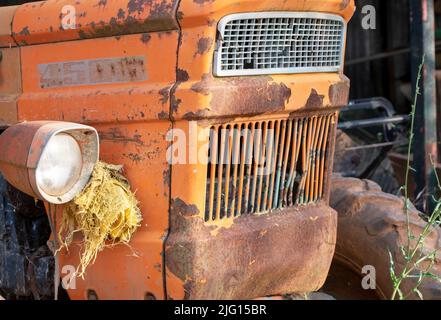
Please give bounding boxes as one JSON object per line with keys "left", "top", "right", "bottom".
{"left": 305, "top": 89, "right": 325, "bottom": 109}
{"left": 76, "top": 0, "right": 179, "bottom": 40}
{"left": 159, "top": 87, "right": 170, "bottom": 104}
{"left": 171, "top": 198, "right": 200, "bottom": 218}
{"left": 18, "top": 27, "right": 30, "bottom": 36}
{"left": 195, "top": 37, "right": 213, "bottom": 56}
{"left": 190, "top": 74, "right": 211, "bottom": 95}
{"left": 191, "top": 74, "right": 292, "bottom": 117}
{"left": 329, "top": 79, "right": 350, "bottom": 107}
{"left": 171, "top": 69, "right": 189, "bottom": 114}
{"left": 99, "top": 128, "right": 144, "bottom": 145}
{"left": 194, "top": 0, "right": 215, "bottom": 4}
{"left": 150, "top": 0, "right": 175, "bottom": 20}
{"left": 127, "top": 0, "right": 147, "bottom": 14}
{"left": 158, "top": 111, "right": 169, "bottom": 120}
{"left": 162, "top": 167, "right": 171, "bottom": 189}
{"left": 140, "top": 33, "right": 151, "bottom": 43}
{"left": 117, "top": 8, "right": 126, "bottom": 19}
{"left": 176, "top": 69, "right": 189, "bottom": 82}
{"left": 182, "top": 109, "right": 212, "bottom": 121}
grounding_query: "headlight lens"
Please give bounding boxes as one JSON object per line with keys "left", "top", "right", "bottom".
{"left": 36, "top": 133, "right": 83, "bottom": 196}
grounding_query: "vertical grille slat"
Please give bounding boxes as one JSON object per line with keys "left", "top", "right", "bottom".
{"left": 262, "top": 121, "right": 275, "bottom": 212}
{"left": 214, "top": 12, "right": 346, "bottom": 77}
{"left": 298, "top": 118, "right": 310, "bottom": 205}
{"left": 207, "top": 125, "right": 219, "bottom": 221}
{"left": 273, "top": 120, "right": 287, "bottom": 209}
{"left": 230, "top": 125, "right": 241, "bottom": 217}
{"left": 267, "top": 120, "right": 282, "bottom": 211}
{"left": 236, "top": 124, "right": 248, "bottom": 216}
{"left": 215, "top": 125, "right": 227, "bottom": 221}
{"left": 256, "top": 122, "right": 269, "bottom": 213}
{"left": 250, "top": 122, "right": 261, "bottom": 213}
{"left": 243, "top": 124, "right": 255, "bottom": 215}
{"left": 279, "top": 120, "right": 293, "bottom": 208}
{"left": 205, "top": 113, "right": 336, "bottom": 222}
{"left": 285, "top": 119, "right": 300, "bottom": 207}
{"left": 223, "top": 125, "right": 234, "bottom": 219}
{"left": 319, "top": 114, "right": 333, "bottom": 199}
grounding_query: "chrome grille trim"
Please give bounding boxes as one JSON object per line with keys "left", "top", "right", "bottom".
{"left": 213, "top": 12, "right": 346, "bottom": 77}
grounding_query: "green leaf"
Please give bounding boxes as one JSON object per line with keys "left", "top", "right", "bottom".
{"left": 421, "top": 272, "right": 441, "bottom": 281}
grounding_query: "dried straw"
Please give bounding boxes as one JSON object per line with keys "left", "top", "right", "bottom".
{"left": 59, "top": 161, "right": 142, "bottom": 277}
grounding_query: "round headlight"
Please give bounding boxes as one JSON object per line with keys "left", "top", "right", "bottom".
{"left": 35, "top": 133, "right": 83, "bottom": 196}
{"left": 0, "top": 121, "right": 99, "bottom": 204}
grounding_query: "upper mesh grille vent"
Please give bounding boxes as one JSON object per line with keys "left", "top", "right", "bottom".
{"left": 214, "top": 12, "right": 346, "bottom": 77}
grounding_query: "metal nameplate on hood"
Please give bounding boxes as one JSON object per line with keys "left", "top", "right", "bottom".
{"left": 38, "top": 56, "right": 147, "bottom": 89}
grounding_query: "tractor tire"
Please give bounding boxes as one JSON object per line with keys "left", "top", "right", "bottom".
{"left": 328, "top": 176, "right": 441, "bottom": 300}
{"left": 0, "top": 174, "right": 55, "bottom": 300}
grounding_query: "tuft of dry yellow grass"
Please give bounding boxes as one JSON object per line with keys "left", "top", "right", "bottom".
{"left": 59, "top": 161, "right": 142, "bottom": 277}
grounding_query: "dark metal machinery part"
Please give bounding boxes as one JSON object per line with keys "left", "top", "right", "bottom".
{"left": 0, "top": 173, "right": 55, "bottom": 299}
{"left": 336, "top": 97, "right": 407, "bottom": 194}
{"left": 339, "top": 98, "right": 407, "bottom": 181}
{"left": 338, "top": 97, "right": 409, "bottom": 133}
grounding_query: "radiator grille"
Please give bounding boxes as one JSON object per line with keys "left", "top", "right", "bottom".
{"left": 205, "top": 113, "right": 336, "bottom": 221}
{"left": 214, "top": 12, "right": 346, "bottom": 77}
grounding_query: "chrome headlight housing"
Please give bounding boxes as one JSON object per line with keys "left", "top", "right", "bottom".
{"left": 0, "top": 121, "right": 99, "bottom": 204}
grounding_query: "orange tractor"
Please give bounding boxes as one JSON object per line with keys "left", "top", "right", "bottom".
{"left": 0, "top": 0, "right": 439, "bottom": 300}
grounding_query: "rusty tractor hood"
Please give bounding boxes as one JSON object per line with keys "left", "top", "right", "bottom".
{"left": 1, "top": 0, "right": 180, "bottom": 47}
{"left": 0, "top": 0, "right": 355, "bottom": 47}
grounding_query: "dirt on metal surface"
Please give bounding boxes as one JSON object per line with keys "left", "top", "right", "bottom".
{"left": 166, "top": 201, "right": 337, "bottom": 300}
